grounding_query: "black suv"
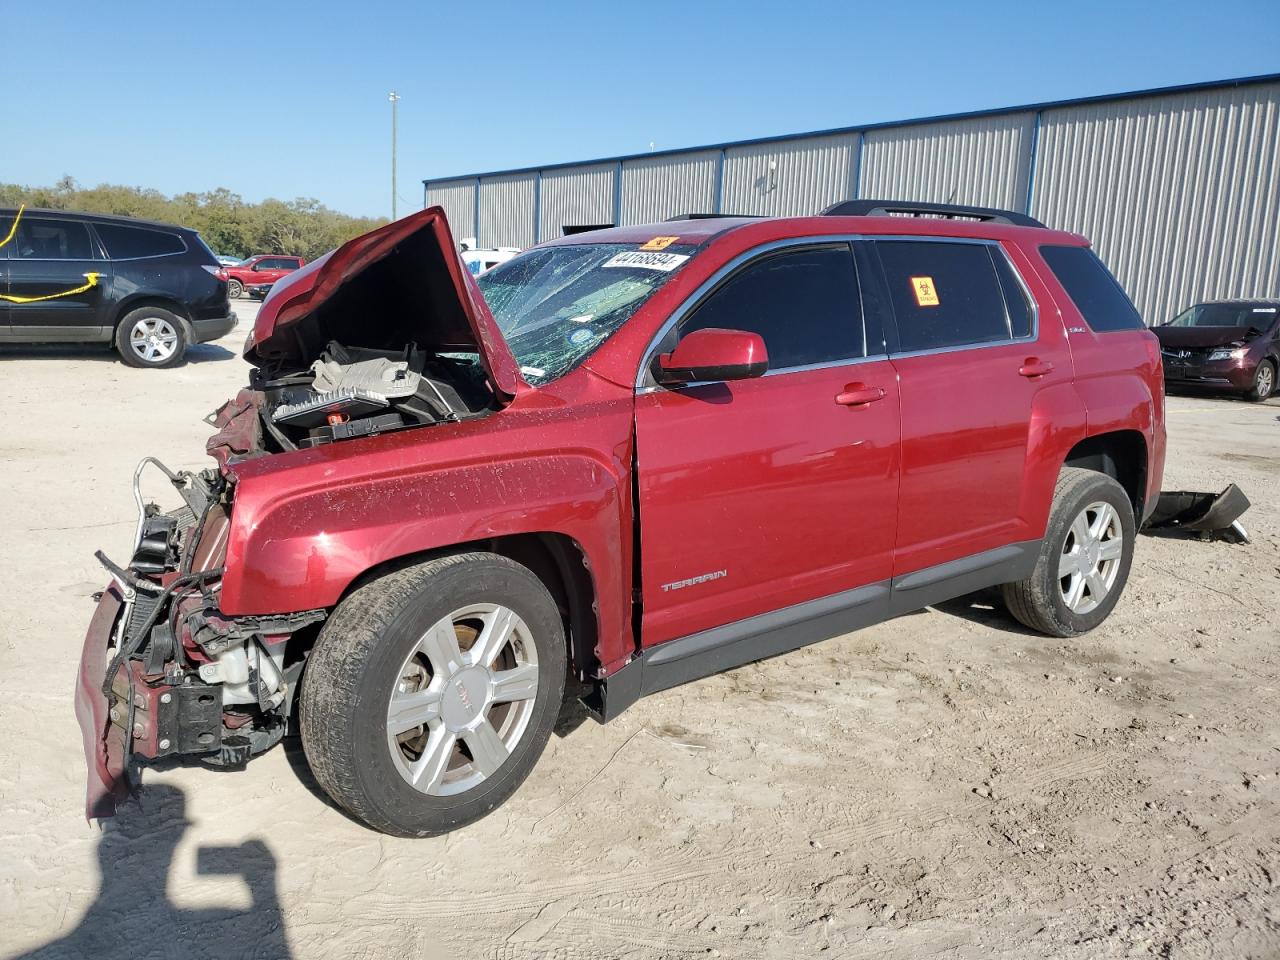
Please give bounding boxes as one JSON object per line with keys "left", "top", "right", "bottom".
{"left": 0, "top": 208, "right": 234, "bottom": 368}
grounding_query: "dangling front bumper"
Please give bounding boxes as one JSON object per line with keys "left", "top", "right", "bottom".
{"left": 74, "top": 584, "right": 131, "bottom": 819}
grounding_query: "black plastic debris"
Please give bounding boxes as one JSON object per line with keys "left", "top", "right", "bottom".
{"left": 1143, "top": 484, "right": 1251, "bottom": 543}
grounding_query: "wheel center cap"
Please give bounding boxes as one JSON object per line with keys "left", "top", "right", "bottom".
{"left": 440, "top": 667, "right": 489, "bottom": 729}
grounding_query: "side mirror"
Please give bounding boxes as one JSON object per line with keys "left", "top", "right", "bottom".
{"left": 657, "top": 328, "right": 769, "bottom": 385}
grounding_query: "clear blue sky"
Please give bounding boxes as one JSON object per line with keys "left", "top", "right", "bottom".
{"left": 7, "top": 0, "right": 1278, "bottom": 218}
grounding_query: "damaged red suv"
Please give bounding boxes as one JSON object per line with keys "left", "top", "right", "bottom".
{"left": 77, "top": 200, "right": 1166, "bottom": 836}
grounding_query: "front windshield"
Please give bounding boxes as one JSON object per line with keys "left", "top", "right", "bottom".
{"left": 1165, "top": 303, "right": 1278, "bottom": 328}
{"left": 477, "top": 242, "right": 696, "bottom": 383}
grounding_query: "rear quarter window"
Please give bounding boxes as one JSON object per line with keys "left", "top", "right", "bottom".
{"left": 1040, "top": 245, "right": 1144, "bottom": 332}
{"left": 94, "top": 223, "right": 187, "bottom": 259}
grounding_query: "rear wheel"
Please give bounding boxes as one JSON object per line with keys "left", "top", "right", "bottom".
{"left": 300, "top": 553, "right": 566, "bottom": 837}
{"left": 114, "top": 307, "right": 188, "bottom": 368}
{"left": 227, "top": 278, "right": 244, "bottom": 299}
{"left": 1002, "top": 468, "right": 1135, "bottom": 637}
{"left": 1244, "top": 359, "right": 1275, "bottom": 402}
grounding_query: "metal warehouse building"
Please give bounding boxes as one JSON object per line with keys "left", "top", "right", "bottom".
{"left": 424, "top": 74, "right": 1280, "bottom": 325}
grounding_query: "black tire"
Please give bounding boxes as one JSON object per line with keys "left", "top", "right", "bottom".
{"left": 300, "top": 553, "right": 567, "bottom": 837}
{"left": 227, "top": 278, "right": 244, "bottom": 299}
{"left": 1244, "top": 359, "right": 1275, "bottom": 402}
{"left": 114, "top": 306, "right": 189, "bottom": 369}
{"left": 1001, "top": 467, "right": 1136, "bottom": 637}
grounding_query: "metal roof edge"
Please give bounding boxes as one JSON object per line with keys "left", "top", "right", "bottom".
{"left": 423, "top": 72, "right": 1280, "bottom": 186}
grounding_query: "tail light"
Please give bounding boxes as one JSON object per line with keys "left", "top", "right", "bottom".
{"left": 201, "top": 265, "right": 229, "bottom": 281}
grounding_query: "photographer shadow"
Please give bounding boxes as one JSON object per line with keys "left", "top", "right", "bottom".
{"left": 11, "top": 784, "right": 291, "bottom": 960}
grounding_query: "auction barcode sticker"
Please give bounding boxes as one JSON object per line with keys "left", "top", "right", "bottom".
{"left": 602, "top": 250, "right": 690, "bottom": 272}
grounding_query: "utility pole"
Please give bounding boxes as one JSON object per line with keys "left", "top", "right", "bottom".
{"left": 389, "top": 90, "right": 401, "bottom": 220}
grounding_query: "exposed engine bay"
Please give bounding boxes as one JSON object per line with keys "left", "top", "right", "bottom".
{"left": 252, "top": 340, "right": 495, "bottom": 451}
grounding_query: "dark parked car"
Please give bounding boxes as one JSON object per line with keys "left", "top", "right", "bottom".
{"left": 1154, "top": 299, "right": 1279, "bottom": 401}
{"left": 0, "top": 207, "right": 234, "bottom": 368}
{"left": 79, "top": 201, "right": 1166, "bottom": 836}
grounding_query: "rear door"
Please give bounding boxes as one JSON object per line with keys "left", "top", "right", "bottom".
{"left": 871, "top": 237, "right": 1072, "bottom": 582}
{"left": 7, "top": 215, "right": 110, "bottom": 340}
{"left": 634, "top": 241, "right": 901, "bottom": 646}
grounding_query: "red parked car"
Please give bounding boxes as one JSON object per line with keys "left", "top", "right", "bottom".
{"left": 77, "top": 201, "right": 1166, "bottom": 836}
{"left": 220, "top": 254, "right": 305, "bottom": 299}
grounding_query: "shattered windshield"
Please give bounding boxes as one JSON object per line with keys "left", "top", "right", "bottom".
{"left": 477, "top": 242, "right": 696, "bottom": 383}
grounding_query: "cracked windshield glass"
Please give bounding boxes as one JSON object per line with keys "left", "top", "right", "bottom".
{"left": 476, "top": 243, "right": 697, "bottom": 383}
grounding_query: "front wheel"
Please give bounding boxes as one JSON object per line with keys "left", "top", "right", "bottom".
{"left": 1001, "top": 467, "right": 1136, "bottom": 637}
{"left": 1244, "top": 360, "right": 1275, "bottom": 402}
{"left": 227, "top": 278, "right": 244, "bottom": 299}
{"left": 300, "top": 553, "right": 566, "bottom": 837}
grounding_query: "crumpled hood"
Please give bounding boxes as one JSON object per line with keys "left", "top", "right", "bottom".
{"left": 1153, "top": 325, "right": 1260, "bottom": 349}
{"left": 244, "top": 206, "right": 524, "bottom": 401}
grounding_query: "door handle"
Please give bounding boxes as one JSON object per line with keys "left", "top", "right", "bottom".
{"left": 1018, "top": 357, "right": 1054, "bottom": 378}
{"left": 835, "top": 383, "right": 885, "bottom": 407}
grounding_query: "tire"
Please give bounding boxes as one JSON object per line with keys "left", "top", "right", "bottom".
{"left": 301, "top": 553, "right": 567, "bottom": 837}
{"left": 114, "top": 306, "right": 188, "bottom": 368}
{"left": 1244, "top": 360, "right": 1275, "bottom": 402}
{"left": 227, "top": 278, "right": 244, "bottom": 299}
{"left": 1001, "top": 467, "right": 1136, "bottom": 638}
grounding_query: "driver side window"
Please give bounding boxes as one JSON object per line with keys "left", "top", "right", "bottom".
{"left": 676, "top": 244, "right": 865, "bottom": 370}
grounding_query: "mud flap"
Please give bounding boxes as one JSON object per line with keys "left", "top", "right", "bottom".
{"left": 1143, "top": 485, "right": 1251, "bottom": 543}
{"left": 74, "top": 585, "right": 132, "bottom": 819}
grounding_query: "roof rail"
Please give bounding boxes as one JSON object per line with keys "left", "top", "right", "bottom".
{"left": 664, "top": 213, "right": 761, "bottom": 221}
{"left": 822, "top": 199, "right": 1045, "bottom": 228}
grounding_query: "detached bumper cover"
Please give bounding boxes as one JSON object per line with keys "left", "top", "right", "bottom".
{"left": 74, "top": 584, "right": 130, "bottom": 819}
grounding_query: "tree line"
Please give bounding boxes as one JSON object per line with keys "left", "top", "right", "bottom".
{"left": 0, "top": 177, "right": 388, "bottom": 261}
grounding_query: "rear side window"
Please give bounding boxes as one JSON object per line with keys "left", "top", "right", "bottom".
{"left": 10, "top": 218, "right": 95, "bottom": 260}
{"left": 875, "top": 240, "right": 1013, "bottom": 352}
{"left": 94, "top": 223, "right": 186, "bottom": 259}
{"left": 1040, "top": 245, "right": 1144, "bottom": 332}
{"left": 679, "top": 245, "right": 864, "bottom": 369}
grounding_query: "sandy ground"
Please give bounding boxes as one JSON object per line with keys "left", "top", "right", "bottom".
{"left": 0, "top": 306, "right": 1277, "bottom": 960}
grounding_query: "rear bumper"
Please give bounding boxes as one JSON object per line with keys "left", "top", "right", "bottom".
{"left": 191, "top": 312, "right": 237, "bottom": 343}
{"left": 74, "top": 585, "right": 130, "bottom": 819}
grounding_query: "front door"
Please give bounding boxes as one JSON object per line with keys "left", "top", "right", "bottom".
{"left": 7, "top": 216, "right": 109, "bottom": 340}
{"left": 635, "top": 242, "right": 901, "bottom": 647}
{"left": 870, "top": 237, "right": 1072, "bottom": 576}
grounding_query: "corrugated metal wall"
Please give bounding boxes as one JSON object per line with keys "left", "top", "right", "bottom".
{"left": 427, "top": 78, "right": 1280, "bottom": 327}
{"left": 1032, "top": 82, "right": 1280, "bottom": 324}
{"left": 538, "top": 164, "right": 615, "bottom": 241}
{"left": 620, "top": 151, "right": 718, "bottom": 225}
{"left": 722, "top": 133, "right": 859, "bottom": 216}
{"left": 424, "top": 178, "right": 476, "bottom": 242}
{"left": 478, "top": 173, "right": 536, "bottom": 248}
{"left": 860, "top": 113, "right": 1035, "bottom": 212}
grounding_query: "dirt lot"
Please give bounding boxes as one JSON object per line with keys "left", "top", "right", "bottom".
{"left": 1, "top": 307, "right": 1277, "bottom": 960}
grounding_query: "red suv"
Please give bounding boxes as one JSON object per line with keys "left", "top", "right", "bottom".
{"left": 77, "top": 201, "right": 1166, "bottom": 836}
{"left": 220, "top": 254, "right": 305, "bottom": 299}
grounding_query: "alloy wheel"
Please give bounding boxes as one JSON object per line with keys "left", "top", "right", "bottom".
{"left": 386, "top": 603, "right": 539, "bottom": 796}
{"left": 1058, "top": 500, "right": 1124, "bottom": 615}
{"left": 1258, "top": 364, "right": 1274, "bottom": 397}
{"left": 128, "top": 317, "right": 179, "bottom": 364}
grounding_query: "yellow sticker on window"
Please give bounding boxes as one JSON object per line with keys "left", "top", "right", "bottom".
{"left": 640, "top": 235, "right": 679, "bottom": 251}
{"left": 910, "top": 276, "right": 939, "bottom": 306}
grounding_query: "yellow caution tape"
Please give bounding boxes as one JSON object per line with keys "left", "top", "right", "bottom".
{"left": 0, "top": 204, "right": 24, "bottom": 250}
{"left": 0, "top": 272, "right": 101, "bottom": 303}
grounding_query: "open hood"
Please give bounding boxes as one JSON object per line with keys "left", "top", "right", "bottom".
{"left": 1153, "top": 325, "right": 1260, "bottom": 349}
{"left": 244, "top": 207, "right": 524, "bottom": 401}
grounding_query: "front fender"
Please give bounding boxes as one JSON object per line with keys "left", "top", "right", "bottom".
{"left": 218, "top": 401, "right": 636, "bottom": 671}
